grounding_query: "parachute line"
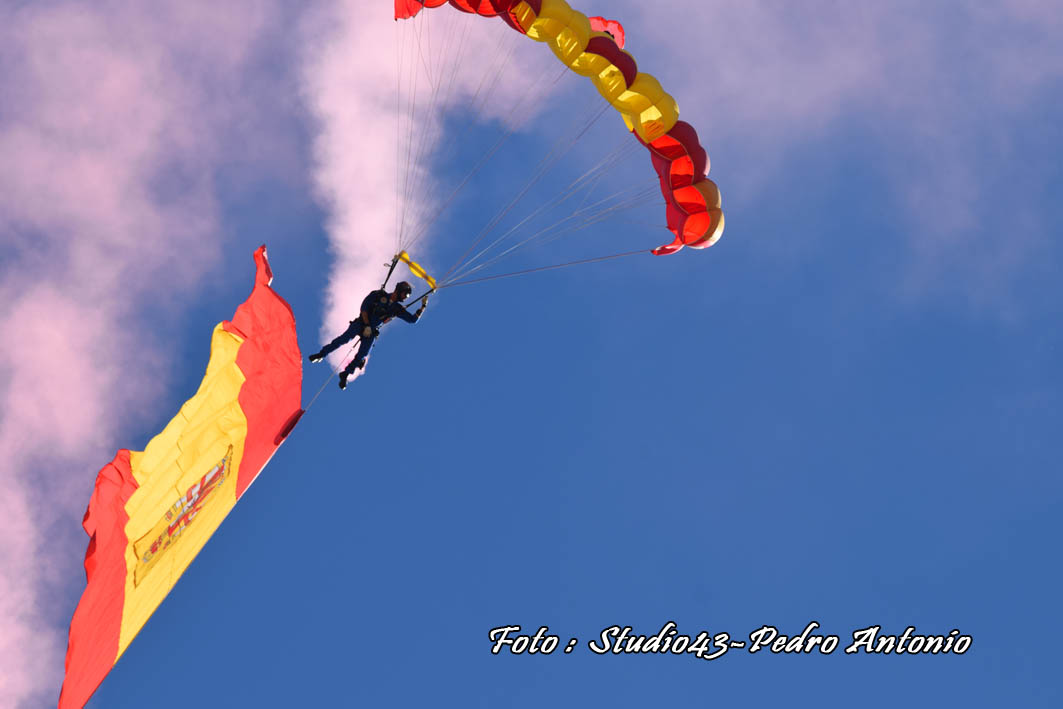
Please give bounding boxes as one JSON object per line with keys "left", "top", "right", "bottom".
{"left": 445, "top": 140, "right": 647, "bottom": 282}
{"left": 440, "top": 248, "right": 648, "bottom": 289}
{"left": 440, "top": 99, "right": 610, "bottom": 282}
{"left": 448, "top": 183, "right": 658, "bottom": 283}
{"left": 304, "top": 341, "right": 359, "bottom": 412}
{"left": 404, "top": 9, "right": 465, "bottom": 230}
{"left": 400, "top": 63, "right": 572, "bottom": 255}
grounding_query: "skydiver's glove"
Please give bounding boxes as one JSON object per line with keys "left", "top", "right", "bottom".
{"left": 362, "top": 326, "right": 373, "bottom": 338}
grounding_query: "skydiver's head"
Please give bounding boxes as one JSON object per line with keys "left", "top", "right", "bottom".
{"left": 393, "top": 281, "right": 413, "bottom": 302}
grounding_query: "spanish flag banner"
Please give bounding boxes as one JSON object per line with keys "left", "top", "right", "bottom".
{"left": 59, "top": 246, "right": 303, "bottom": 708}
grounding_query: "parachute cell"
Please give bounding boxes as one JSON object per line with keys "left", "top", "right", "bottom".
{"left": 59, "top": 246, "right": 303, "bottom": 709}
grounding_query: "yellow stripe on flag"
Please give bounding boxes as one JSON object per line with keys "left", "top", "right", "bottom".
{"left": 118, "top": 324, "right": 248, "bottom": 655}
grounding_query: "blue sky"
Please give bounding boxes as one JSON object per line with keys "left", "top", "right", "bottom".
{"left": 1, "top": 1, "right": 1061, "bottom": 707}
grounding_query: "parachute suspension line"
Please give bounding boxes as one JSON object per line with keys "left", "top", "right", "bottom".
{"left": 301, "top": 335, "right": 369, "bottom": 414}
{"left": 413, "top": 8, "right": 436, "bottom": 91}
{"left": 521, "top": 189, "right": 662, "bottom": 259}
{"left": 303, "top": 344, "right": 352, "bottom": 412}
{"left": 570, "top": 170, "right": 605, "bottom": 221}
{"left": 439, "top": 248, "right": 648, "bottom": 289}
{"left": 534, "top": 185, "right": 661, "bottom": 245}
{"left": 397, "top": 9, "right": 458, "bottom": 249}
{"left": 400, "top": 10, "right": 445, "bottom": 244}
{"left": 402, "top": 11, "right": 471, "bottom": 247}
{"left": 469, "top": 137, "right": 647, "bottom": 261}
{"left": 470, "top": 27, "right": 519, "bottom": 117}
{"left": 402, "top": 67, "right": 560, "bottom": 256}
{"left": 304, "top": 358, "right": 340, "bottom": 413}
{"left": 445, "top": 137, "right": 644, "bottom": 282}
{"left": 399, "top": 8, "right": 451, "bottom": 245}
{"left": 432, "top": 24, "right": 521, "bottom": 170}
{"left": 407, "top": 10, "right": 450, "bottom": 188}
{"left": 397, "top": 14, "right": 424, "bottom": 247}
{"left": 448, "top": 182, "right": 659, "bottom": 283}
{"left": 448, "top": 187, "right": 659, "bottom": 285}
{"left": 396, "top": 16, "right": 422, "bottom": 247}
{"left": 561, "top": 136, "right": 641, "bottom": 192}
{"left": 565, "top": 146, "right": 629, "bottom": 214}
{"left": 395, "top": 18, "right": 406, "bottom": 251}
{"left": 400, "top": 63, "right": 572, "bottom": 255}
{"left": 621, "top": 220, "right": 673, "bottom": 230}
{"left": 437, "top": 97, "right": 608, "bottom": 279}
{"left": 400, "top": 10, "right": 443, "bottom": 245}
{"left": 440, "top": 99, "right": 611, "bottom": 282}
{"left": 400, "top": 27, "right": 502, "bottom": 252}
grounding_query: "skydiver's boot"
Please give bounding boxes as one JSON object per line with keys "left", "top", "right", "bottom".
{"left": 308, "top": 350, "right": 324, "bottom": 363}
{"left": 338, "top": 371, "right": 349, "bottom": 390}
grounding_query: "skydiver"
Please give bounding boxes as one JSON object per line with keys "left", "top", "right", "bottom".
{"left": 307, "top": 280, "right": 429, "bottom": 390}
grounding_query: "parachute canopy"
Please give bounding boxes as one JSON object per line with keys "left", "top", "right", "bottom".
{"left": 59, "top": 246, "right": 303, "bottom": 709}
{"left": 394, "top": 0, "right": 724, "bottom": 256}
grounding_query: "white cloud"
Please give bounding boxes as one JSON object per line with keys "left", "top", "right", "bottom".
{"left": 0, "top": 2, "right": 288, "bottom": 705}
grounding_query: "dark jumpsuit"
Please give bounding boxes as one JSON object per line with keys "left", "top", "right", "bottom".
{"left": 317, "top": 289, "right": 422, "bottom": 374}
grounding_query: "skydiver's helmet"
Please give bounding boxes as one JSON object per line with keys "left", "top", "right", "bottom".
{"left": 395, "top": 281, "right": 413, "bottom": 301}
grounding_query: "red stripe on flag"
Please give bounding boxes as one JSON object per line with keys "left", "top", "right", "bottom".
{"left": 230, "top": 246, "right": 303, "bottom": 499}
{"left": 58, "top": 451, "right": 138, "bottom": 709}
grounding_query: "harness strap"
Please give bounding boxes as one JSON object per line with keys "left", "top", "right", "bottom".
{"left": 381, "top": 254, "right": 401, "bottom": 289}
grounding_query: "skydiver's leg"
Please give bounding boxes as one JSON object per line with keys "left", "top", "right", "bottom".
{"left": 316, "top": 320, "right": 360, "bottom": 358}
{"left": 343, "top": 334, "right": 376, "bottom": 374}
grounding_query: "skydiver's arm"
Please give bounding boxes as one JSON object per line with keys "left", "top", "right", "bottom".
{"left": 360, "top": 310, "right": 370, "bottom": 325}
{"left": 393, "top": 305, "right": 419, "bottom": 323}
{"left": 404, "top": 296, "right": 428, "bottom": 323}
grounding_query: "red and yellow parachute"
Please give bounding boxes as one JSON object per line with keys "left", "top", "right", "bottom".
{"left": 59, "top": 247, "right": 303, "bottom": 709}
{"left": 395, "top": 0, "right": 724, "bottom": 255}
